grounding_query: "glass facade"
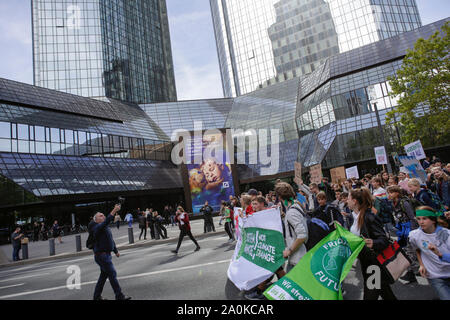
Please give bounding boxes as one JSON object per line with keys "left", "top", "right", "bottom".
{"left": 32, "top": 0, "right": 177, "bottom": 104}
{"left": 140, "top": 98, "right": 234, "bottom": 138}
{"left": 210, "top": 0, "right": 422, "bottom": 97}
{"left": 296, "top": 19, "right": 447, "bottom": 169}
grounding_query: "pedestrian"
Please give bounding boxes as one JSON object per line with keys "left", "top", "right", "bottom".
{"left": 387, "top": 185, "right": 420, "bottom": 284}
{"left": 11, "top": 226, "right": 23, "bottom": 262}
{"left": 51, "top": 220, "right": 62, "bottom": 244}
{"left": 33, "top": 222, "right": 40, "bottom": 242}
{"left": 200, "top": 201, "right": 215, "bottom": 233}
{"left": 409, "top": 178, "right": 440, "bottom": 211}
{"left": 124, "top": 212, "right": 133, "bottom": 228}
{"left": 138, "top": 211, "right": 147, "bottom": 241}
{"left": 347, "top": 188, "right": 397, "bottom": 300}
{"left": 409, "top": 206, "right": 450, "bottom": 300}
{"left": 153, "top": 211, "right": 168, "bottom": 239}
{"left": 219, "top": 201, "right": 226, "bottom": 226}
{"left": 40, "top": 222, "right": 47, "bottom": 241}
{"left": 169, "top": 206, "right": 176, "bottom": 227}
{"left": 146, "top": 208, "right": 156, "bottom": 239}
{"left": 312, "top": 192, "right": 344, "bottom": 231}
{"left": 276, "top": 182, "right": 308, "bottom": 273}
{"left": 114, "top": 213, "right": 122, "bottom": 230}
{"left": 90, "top": 204, "right": 131, "bottom": 300}
{"left": 223, "top": 203, "right": 234, "bottom": 242}
{"left": 171, "top": 207, "right": 200, "bottom": 254}
{"left": 339, "top": 192, "right": 354, "bottom": 230}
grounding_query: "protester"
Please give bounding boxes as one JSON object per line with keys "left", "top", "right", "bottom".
{"left": 153, "top": 211, "right": 168, "bottom": 239}
{"left": 11, "top": 226, "right": 23, "bottom": 262}
{"left": 409, "top": 178, "right": 440, "bottom": 211}
{"left": 348, "top": 188, "right": 397, "bottom": 300}
{"left": 409, "top": 206, "right": 450, "bottom": 300}
{"left": 51, "top": 220, "right": 62, "bottom": 244}
{"left": 219, "top": 201, "right": 226, "bottom": 226}
{"left": 312, "top": 192, "right": 344, "bottom": 231}
{"left": 124, "top": 212, "right": 133, "bottom": 228}
{"left": 398, "top": 171, "right": 411, "bottom": 195}
{"left": 146, "top": 208, "right": 156, "bottom": 240}
{"left": 138, "top": 211, "right": 147, "bottom": 241}
{"left": 297, "top": 179, "right": 315, "bottom": 212}
{"left": 171, "top": 206, "right": 200, "bottom": 254}
{"left": 339, "top": 192, "right": 354, "bottom": 230}
{"left": 200, "top": 201, "right": 215, "bottom": 233}
{"left": 90, "top": 204, "right": 131, "bottom": 300}
{"left": 381, "top": 171, "right": 390, "bottom": 188}
{"left": 114, "top": 213, "right": 122, "bottom": 230}
{"left": 223, "top": 203, "right": 235, "bottom": 242}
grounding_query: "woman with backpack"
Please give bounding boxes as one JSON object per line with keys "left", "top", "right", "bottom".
{"left": 409, "top": 178, "right": 440, "bottom": 211}
{"left": 387, "top": 185, "right": 420, "bottom": 284}
{"left": 348, "top": 188, "right": 397, "bottom": 300}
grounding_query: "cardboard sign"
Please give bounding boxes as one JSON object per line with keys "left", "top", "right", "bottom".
{"left": 345, "top": 166, "right": 359, "bottom": 179}
{"left": 330, "top": 167, "right": 346, "bottom": 184}
{"left": 309, "top": 163, "right": 323, "bottom": 184}
{"left": 374, "top": 146, "right": 388, "bottom": 165}
{"left": 294, "top": 162, "right": 302, "bottom": 185}
{"left": 404, "top": 140, "right": 426, "bottom": 160}
{"left": 399, "top": 156, "right": 427, "bottom": 184}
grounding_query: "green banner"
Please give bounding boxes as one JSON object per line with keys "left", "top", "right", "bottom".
{"left": 264, "top": 223, "right": 365, "bottom": 300}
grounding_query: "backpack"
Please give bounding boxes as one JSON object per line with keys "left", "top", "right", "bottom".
{"left": 289, "top": 205, "right": 331, "bottom": 251}
{"left": 378, "top": 198, "right": 394, "bottom": 224}
{"left": 86, "top": 230, "right": 95, "bottom": 250}
{"left": 425, "top": 190, "right": 446, "bottom": 215}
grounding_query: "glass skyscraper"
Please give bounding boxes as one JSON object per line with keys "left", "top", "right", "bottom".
{"left": 210, "top": 0, "right": 422, "bottom": 97}
{"left": 32, "top": 0, "right": 177, "bottom": 104}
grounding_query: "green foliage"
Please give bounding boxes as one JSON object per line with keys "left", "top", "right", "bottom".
{"left": 387, "top": 22, "right": 450, "bottom": 148}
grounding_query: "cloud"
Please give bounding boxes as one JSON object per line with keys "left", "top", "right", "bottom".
{"left": 173, "top": 55, "right": 224, "bottom": 101}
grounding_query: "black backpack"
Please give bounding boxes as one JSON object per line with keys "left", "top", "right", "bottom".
{"left": 288, "top": 205, "right": 332, "bottom": 251}
{"left": 86, "top": 231, "right": 95, "bottom": 250}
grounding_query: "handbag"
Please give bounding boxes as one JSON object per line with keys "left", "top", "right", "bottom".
{"left": 376, "top": 240, "right": 411, "bottom": 284}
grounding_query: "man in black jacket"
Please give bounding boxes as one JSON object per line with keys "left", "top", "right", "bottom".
{"left": 90, "top": 204, "right": 131, "bottom": 301}
{"left": 200, "top": 201, "right": 215, "bottom": 233}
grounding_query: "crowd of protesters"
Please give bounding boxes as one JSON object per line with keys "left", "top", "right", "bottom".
{"left": 231, "top": 157, "right": 450, "bottom": 300}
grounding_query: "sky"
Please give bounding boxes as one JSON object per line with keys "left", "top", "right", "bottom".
{"left": 0, "top": 0, "right": 449, "bottom": 101}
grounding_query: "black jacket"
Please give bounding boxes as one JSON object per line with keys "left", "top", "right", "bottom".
{"left": 359, "top": 209, "right": 390, "bottom": 261}
{"left": 90, "top": 215, "right": 118, "bottom": 255}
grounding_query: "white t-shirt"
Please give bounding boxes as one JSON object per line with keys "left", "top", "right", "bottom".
{"left": 408, "top": 227, "right": 450, "bottom": 279}
{"left": 350, "top": 212, "right": 361, "bottom": 237}
{"left": 179, "top": 212, "right": 185, "bottom": 225}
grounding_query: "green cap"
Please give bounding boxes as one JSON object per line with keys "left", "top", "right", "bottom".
{"left": 416, "top": 209, "right": 439, "bottom": 218}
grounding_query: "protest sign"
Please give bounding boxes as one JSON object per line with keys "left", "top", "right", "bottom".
{"left": 404, "top": 140, "right": 426, "bottom": 160}
{"left": 264, "top": 224, "right": 365, "bottom": 300}
{"left": 294, "top": 162, "right": 302, "bottom": 185}
{"left": 330, "top": 167, "right": 346, "bottom": 184}
{"left": 227, "top": 208, "right": 286, "bottom": 291}
{"left": 309, "top": 163, "right": 323, "bottom": 184}
{"left": 399, "top": 155, "right": 427, "bottom": 184}
{"left": 374, "top": 146, "right": 388, "bottom": 165}
{"left": 345, "top": 166, "right": 359, "bottom": 179}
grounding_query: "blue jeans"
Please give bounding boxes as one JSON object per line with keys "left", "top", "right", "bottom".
{"left": 12, "top": 246, "right": 21, "bottom": 261}
{"left": 93, "top": 253, "right": 123, "bottom": 300}
{"left": 429, "top": 278, "right": 450, "bottom": 300}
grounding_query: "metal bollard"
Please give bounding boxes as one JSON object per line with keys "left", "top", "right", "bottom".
{"left": 22, "top": 243, "right": 29, "bottom": 260}
{"left": 128, "top": 227, "right": 134, "bottom": 244}
{"left": 154, "top": 225, "right": 160, "bottom": 240}
{"left": 49, "top": 238, "right": 55, "bottom": 256}
{"left": 75, "top": 235, "right": 82, "bottom": 252}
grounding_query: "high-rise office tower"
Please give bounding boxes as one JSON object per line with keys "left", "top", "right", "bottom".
{"left": 32, "top": 0, "right": 177, "bottom": 104}
{"left": 210, "top": 0, "right": 422, "bottom": 97}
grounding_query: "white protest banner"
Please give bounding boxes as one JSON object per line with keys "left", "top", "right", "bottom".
{"left": 404, "top": 140, "right": 426, "bottom": 160}
{"left": 345, "top": 166, "right": 359, "bottom": 179}
{"left": 374, "top": 146, "right": 388, "bottom": 165}
{"left": 399, "top": 155, "right": 427, "bottom": 184}
{"left": 227, "top": 208, "right": 286, "bottom": 291}
{"left": 294, "top": 162, "right": 302, "bottom": 185}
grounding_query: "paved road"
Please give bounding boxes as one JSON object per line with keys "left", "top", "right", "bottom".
{"left": 0, "top": 217, "right": 223, "bottom": 263}
{"left": 0, "top": 232, "right": 438, "bottom": 300}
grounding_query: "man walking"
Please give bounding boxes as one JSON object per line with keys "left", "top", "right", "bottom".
{"left": 200, "top": 201, "right": 215, "bottom": 233}
{"left": 90, "top": 204, "right": 131, "bottom": 300}
{"left": 11, "top": 226, "right": 23, "bottom": 262}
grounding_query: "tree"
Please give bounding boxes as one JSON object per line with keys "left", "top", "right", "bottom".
{"left": 386, "top": 21, "right": 450, "bottom": 148}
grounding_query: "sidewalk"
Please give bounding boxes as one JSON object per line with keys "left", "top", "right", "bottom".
{"left": 0, "top": 216, "right": 226, "bottom": 268}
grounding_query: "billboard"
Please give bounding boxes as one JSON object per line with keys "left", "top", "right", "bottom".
{"left": 185, "top": 131, "right": 236, "bottom": 215}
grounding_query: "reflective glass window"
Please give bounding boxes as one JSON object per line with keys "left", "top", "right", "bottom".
{"left": 0, "top": 122, "right": 10, "bottom": 139}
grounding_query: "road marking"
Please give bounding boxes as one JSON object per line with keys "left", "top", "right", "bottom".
{"left": 0, "top": 259, "right": 231, "bottom": 299}
{"left": 0, "top": 283, "right": 25, "bottom": 290}
{"left": 0, "top": 273, "right": 51, "bottom": 283}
